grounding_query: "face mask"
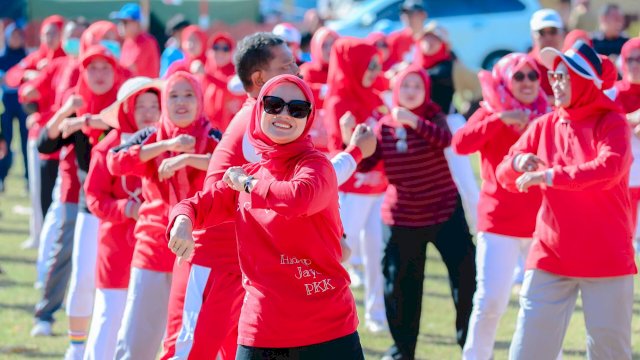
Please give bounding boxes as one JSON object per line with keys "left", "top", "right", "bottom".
{"left": 100, "top": 40, "right": 121, "bottom": 59}
{"left": 62, "top": 38, "right": 80, "bottom": 56}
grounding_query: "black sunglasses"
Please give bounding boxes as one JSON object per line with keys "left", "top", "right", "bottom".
{"left": 263, "top": 96, "right": 312, "bottom": 119}
{"left": 513, "top": 70, "right": 539, "bottom": 82}
{"left": 213, "top": 44, "right": 231, "bottom": 52}
{"left": 376, "top": 41, "right": 388, "bottom": 49}
{"left": 547, "top": 70, "right": 570, "bottom": 83}
{"left": 627, "top": 56, "right": 640, "bottom": 64}
{"left": 538, "top": 28, "right": 559, "bottom": 37}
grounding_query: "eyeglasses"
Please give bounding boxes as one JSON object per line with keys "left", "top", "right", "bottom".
{"left": 627, "top": 56, "right": 640, "bottom": 65}
{"left": 547, "top": 71, "right": 570, "bottom": 84}
{"left": 537, "top": 28, "right": 559, "bottom": 37}
{"left": 375, "top": 41, "right": 388, "bottom": 49}
{"left": 513, "top": 70, "right": 539, "bottom": 82}
{"left": 213, "top": 44, "right": 231, "bottom": 52}
{"left": 262, "top": 96, "right": 312, "bottom": 119}
{"left": 395, "top": 127, "right": 408, "bottom": 153}
{"left": 368, "top": 59, "right": 382, "bottom": 72}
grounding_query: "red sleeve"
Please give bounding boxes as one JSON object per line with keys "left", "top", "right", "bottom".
{"left": 323, "top": 98, "right": 350, "bottom": 153}
{"left": 496, "top": 116, "right": 545, "bottom": 193}
{"left": 140, "top": 36, "right": 160, "bottom": 78}
{"left": 85, "top": 149, "right": 129, "bottom": 223}
{"left": 5, "top": 52, "right": 39, "bottom": 87}
{"left": 551, "top": 114, "right": 631, "bottom": 191}
{"left": 452, "top": 108, "right": 504, "bottom": 155}
{"left": 413, "top": 114, "right": 452, "bottom": 149}
{"left": 250, "top": 156, "right": 337, "bottom": 218}
{"left": 106, "top": 143, "right": 154, "bottom": 177}
{"left": 168, "top": 180, "right": 237, "bottom": 233}
{"left": 203, "top": 112, "right": 249, "bottom": 188}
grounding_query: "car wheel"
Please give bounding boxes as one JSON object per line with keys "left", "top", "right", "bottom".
{"left": 481, "top": 50, "right": 513, "bottom": 70}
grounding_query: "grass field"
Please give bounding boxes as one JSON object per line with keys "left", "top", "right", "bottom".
{"left": 1, "top": 138, "right": 640, "bottom": 359}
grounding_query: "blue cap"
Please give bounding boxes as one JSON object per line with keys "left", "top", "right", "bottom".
{"left": 110, "top": 3, "right": 141, "bottom": 22}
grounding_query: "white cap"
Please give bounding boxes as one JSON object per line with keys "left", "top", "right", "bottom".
{"left": 272, "top": 23, "right": 302, "bottom": 44}
{"left": 530, "top": 9, "right": 563, "bottom": 32}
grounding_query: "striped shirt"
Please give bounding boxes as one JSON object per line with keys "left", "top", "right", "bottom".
{"left": 362, "top": 113, "right": 458, "bottom": 227}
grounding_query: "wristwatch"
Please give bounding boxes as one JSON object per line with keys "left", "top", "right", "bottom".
{"left": 243, "top": 176, "right": 255, "bottom": 193}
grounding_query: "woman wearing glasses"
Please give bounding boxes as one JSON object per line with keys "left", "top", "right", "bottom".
{"left": 452, "top": 53, "right": 549, "bottom": 360}
{"left": 168, "top": 74, "right": 364, "bottom": 358}
{"left": 497, "top": 41, "right": 636, "bottom": 359}
{"left": 322, "top": 37, "right": 389, "bottom": 334}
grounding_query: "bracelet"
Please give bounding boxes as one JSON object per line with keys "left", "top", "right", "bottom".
{"left": 243, "top": 176, "right": 254, "bottom": 193}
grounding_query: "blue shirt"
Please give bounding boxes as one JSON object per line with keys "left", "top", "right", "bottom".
{"left": 160, "top": 45, "right": 184, "bottom": 78}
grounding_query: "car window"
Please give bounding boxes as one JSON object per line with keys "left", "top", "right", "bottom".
{"left": 425, "top": 0, "right": 525, "bottom": 17}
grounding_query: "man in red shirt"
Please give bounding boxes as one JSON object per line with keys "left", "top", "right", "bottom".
{"left": 110, "top": 3, "right": 160, "bottom": 77}
{"left": 386, "top": 0, "right": 427, "bottom": 67}
{"left": 528, "top": 9, "right": 565, "bottom": 99}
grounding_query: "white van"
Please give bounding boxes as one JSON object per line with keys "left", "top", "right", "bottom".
{"left": 327, "top": 0, "right": 541, "bottom": 70}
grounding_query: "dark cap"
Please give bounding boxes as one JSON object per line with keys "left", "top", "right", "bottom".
{"left": 401, "top": 0, "right": 425, "bottom": 13}
{"left": 165, "top": 14, "right": 190, "bottom": 36}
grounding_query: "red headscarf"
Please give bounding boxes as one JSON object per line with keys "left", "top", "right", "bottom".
{"left": 79, "top": 21, "right": 119, "bottom": 57}
{"left": 478, "top": 53, "right": 549, "bottom": 121}
{"left": 39, "top": 15, "right": 66, "bottom": 60}
{"left": 414, "top": 32, "right": 452, "bottom": 70}
{"left": 249, "top": 74, "right": 317, "bottom": 172}
{"left": 616, "top": 38, "right": 640, "bottom": 113}
{"left": 563, "top": 30, "right": 593, "bottom": 52}
{"left": 181, "top": 25, "right": 208, "bottom": 65}
{"left": 388, "top": 67, "right": 441, "bottom": 124}
{"left": 553, "top": 56, "right": 620, "bottom": 121}
{"left": 76, "top": 45, "right": 127, "bottom": 143}
{"left": 118, "top": 88, "right": 160, "bottom": 134}
{"left": 156, "top": 71, "right": 211, "bottom": 205}
{"left": 324, "top": 37, "right": 383, "bottom": 123}
{"left": 299, "top": 27, "right": 337, "bottom": 83}
{"left": 202, "top": 32, "right": 240, "bottom": 131}
{"left": 204, "top": 32, "right": 236, "bottom": 78}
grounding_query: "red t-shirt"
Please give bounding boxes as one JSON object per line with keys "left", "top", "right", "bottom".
{"left": 452, "top": 108, "right": 541, "bottom": 237}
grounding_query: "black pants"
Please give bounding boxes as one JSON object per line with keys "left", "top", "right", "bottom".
{"left": 236, "top": 332, "right": 364, "bottom": 360}
{"left": 382, "top": 199, "right": 476, "bottom": 359}
{"left": 39, "top": 159, "right": 58, "bottom": 216}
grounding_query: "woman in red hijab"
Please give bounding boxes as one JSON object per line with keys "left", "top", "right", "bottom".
{"left": 452, "top": 53, "right": 548, "bottom": 359}
{"left": 168, "top": 74, "right": 364, "bottom": 359}
{"left": 496, "top": 41, "right": 636, "bottom": 359}
{"left": 322, "top": 37, "right": 388, "bottom": 333}
{"left": 358, "top": 67, "right": 476, "bottom": 358}
{"left": 6, "top": 15, "right": 66, "bottom": 88}
{"left": 615, "top": 38, "right": 640, "bottom": 252}
{"left": 299, "top": 27, "right": 338, "bottom": 105}
{"left": 202, "top": 32, "right": 245, "bottom": 132}
{"left": 37, "top": 44, "right": 127, "bottom": 359}
{"left": 107, "top": 71, "right": 218, "bottom": 360}
{"left": 84, "top": 77, "right": 161, "bottom": 360}
{"left": 164, "top": 25, "right": 208, "bottom": 78}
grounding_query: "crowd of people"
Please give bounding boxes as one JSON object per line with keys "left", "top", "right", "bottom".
{"left": 1, "top": 0, "right": 639, "bottom": 359}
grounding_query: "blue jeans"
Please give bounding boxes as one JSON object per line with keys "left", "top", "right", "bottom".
{"left": 0, "top": 92, "right": 28, "bottom": 181}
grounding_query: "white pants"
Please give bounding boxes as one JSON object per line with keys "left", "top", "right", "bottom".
{"left": 66, "top": 211, "right": 99, "bottom": 317}
{"left": 339, "top": 192, "right": 386, "bottom": 323}
{"left": 27, "top": 139, "right": 42, "bottom": 243}
{"left": 173, "top": 264, "right": 211, "bottom": 359}
{"left": 509, "top": 270, "right": 634, "bottom": 360}
{"left": 36, "top": 175, "right": 62, "bottom": 285}
{"left": 84, "top": 288, "right": 127, "bottom": 360}
{"left": 115, "top": 267, "right": 172, "bottom": 360}
{"left": 462, "top": 232, "right": 532, "bottom": 360}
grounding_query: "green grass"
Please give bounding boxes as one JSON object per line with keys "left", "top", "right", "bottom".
{"left": 1, "top": 136, "right": 640, "bottom": 359}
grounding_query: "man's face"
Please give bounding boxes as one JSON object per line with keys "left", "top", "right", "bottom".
{"left": 600, "top": 8, "right": 624, "bottom": 36}
{"left": 258, "top": 44, "right": 300, "bottom": 88}
{"left": 533, "top": 26, "right": 563, "bottom": 50}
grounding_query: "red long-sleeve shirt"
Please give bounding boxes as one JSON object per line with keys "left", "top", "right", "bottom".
{"left": 169, "top": 154, "right": 357, "bottom": 348}
{"left": 496, "top": 112, "right": 637, "bottom": 277}
{"left": 120, "top": 32, "right": 160, "bottom": 78}
{"left": 452, "top": 108, "right": 541, "bottom": 237}
{"left": 85, "top": 131, "right": 138, "bottom": 288}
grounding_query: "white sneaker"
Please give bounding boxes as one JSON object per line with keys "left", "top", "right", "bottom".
{"left": 347, "top": 267, "right": 364, "bottom": 288}
{"left": 64, "top": 344, "right": 85, "bottom": 360}
{"left": 365, "top": 319, "right": 389, "bottom": 334}
{"left": 30, "top": 321, "right": 52, "bottom": 337}
{"left": 33, "top": 281, "right": 43, "bottom": 290}
{"left": 21, "top": 237, "right": 39, "bottom": 250}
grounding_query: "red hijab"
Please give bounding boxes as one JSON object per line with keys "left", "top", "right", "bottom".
{"left": 204, "top": 32, "right": 236, "bottom": 78}
{"left": 249, "top": 74, "right": 317, "bottom": 173}
{"left": 156, "top": 71, "right": 211, "bottom": 205}
{"left": 563, "top": 30, "right": 593, "bottom": 52}
{"left": 616, "top": 38, "right": 640, "bottom": 113}
{"left": 388, "top": 67, "right": 441, "bottom": 125}
{"left": 553, "top": 57, "right": 620, "bottom": 121}
{"left": 79, "top": 21, "right": 119, "bottom": 57}
{"left": 478, "top": 53, "right": 549, "bottom": 121}
{"left": 39, "top": 15, "right": 66, "bottom": 60}
{"left": 119, "top": 88, "right": 160, "bottom": 134}
{"left": 181, "top": 25, "right": 208, "bottom": 66}
{"left": 300, "top": 27, "right": 337, "bottom": 83}
{"left": 414, "top": 32, "right": 452, "bottom": 70}
{"left": 324, "top": 37, "right": 383, "bottom": 123}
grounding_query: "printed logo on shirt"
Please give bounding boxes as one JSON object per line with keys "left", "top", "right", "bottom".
{"left": 280, "top": 254, "right": 336, "bottom": 296}
{"left": 353, "top": 171, "right": 385, "bottom": 188}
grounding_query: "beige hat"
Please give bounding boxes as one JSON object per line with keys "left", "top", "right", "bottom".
{"left": 100, "top": 77, "right": 164, "bottom": 129}
{"left": 417, "top": 21, "right": 449, "bottom": 44}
